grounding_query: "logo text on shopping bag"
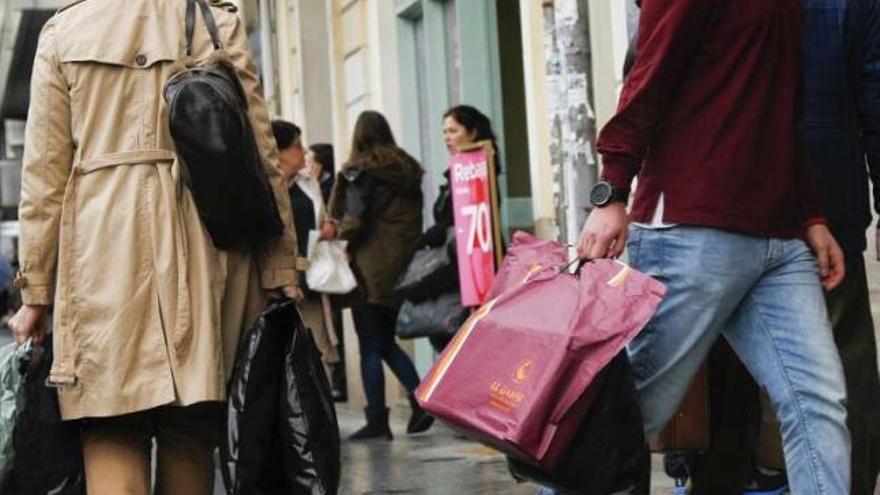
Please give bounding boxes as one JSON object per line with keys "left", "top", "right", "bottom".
{"left": 450, "top": 142, "right": 502, "bottom": 307}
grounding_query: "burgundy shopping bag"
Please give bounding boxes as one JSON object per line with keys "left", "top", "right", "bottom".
{"left": 488, "top": 231, "right": 570, "bottom": 300}
{"left": 416, "top": 234, "right": 665, "bottom": 469}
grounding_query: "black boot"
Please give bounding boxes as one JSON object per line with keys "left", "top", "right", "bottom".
{"left": 330, "top": 363, "right": 347, "bottom": 403}
{"left": 407, "top": 393, "right": 435, "bottom": 434}
{"left": 350, "top": 408, "right": 393, "bottom": 441}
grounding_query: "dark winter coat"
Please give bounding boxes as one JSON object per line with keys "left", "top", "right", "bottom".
{"left": 329, "top": 147, "right": 424, "bottom": 307}
{"left": 801, "top": 0, "right": 880, "bottom": 256}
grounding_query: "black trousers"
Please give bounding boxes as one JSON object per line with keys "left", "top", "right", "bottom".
{"left": 827, "top": 257, "right": 880, "bottom": 495}
{"left": 351, "top": 304, "right": 421, "bottom": 415}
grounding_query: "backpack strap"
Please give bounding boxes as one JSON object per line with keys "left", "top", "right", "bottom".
{"left": 185, "top": 0, "right": 222, "bottom": 56}
{"left": 185, "top": 0, "right": 196, "bottom": 55}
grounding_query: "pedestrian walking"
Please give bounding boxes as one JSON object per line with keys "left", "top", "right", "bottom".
{"left": 775, "top": 2, "right": 880, "bottom": 491}
{"left": 573, "top": 1, "right": 852, "bottom": 493}
{"left": 8, "top": 1, "right": 301, "bottom": 493}
{"left": 325, "top": 110, "right": 434, "bottom": 440}
{"left": 622, "top": 4, "right": 780, "bottom": 493}
{"left": 272, "top": 120, "right": 346, "bottom": 400}
{"left": 624, "top": 2, "right": 880, "bottom": 494}
{"left": 303, "top": 142, "right": 349, "bottom": 401}
{"left": 420, "top": 105, "right": 502, "bottom": 352}
{"left": 308, "top": 143, "right": 337, "bottom": 204}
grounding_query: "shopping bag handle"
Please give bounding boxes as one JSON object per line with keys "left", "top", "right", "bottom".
{"left": 557, "top": 258, "right": 581, "bottom": 274}
{"left": 558, "top": 258, "right": 595, "bottom": 275}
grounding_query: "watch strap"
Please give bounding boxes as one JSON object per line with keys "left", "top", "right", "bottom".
{"left": 610, "top": 187, "right": 630, "bottom": 204}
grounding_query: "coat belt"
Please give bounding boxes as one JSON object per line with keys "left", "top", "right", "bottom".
{"left": 79, "top": 150, "right": 177, "bottom": 173}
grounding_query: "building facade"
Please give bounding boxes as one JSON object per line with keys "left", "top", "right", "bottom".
{"left": 250, "top": 0, "right": 635, "bottom": 407}
{"left": 253, "top": 0, "right": 634, "bottom": 245}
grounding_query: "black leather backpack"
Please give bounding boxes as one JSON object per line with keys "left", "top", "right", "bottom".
{"left": 164, "top": 0, "right": 283, "bottom": 250}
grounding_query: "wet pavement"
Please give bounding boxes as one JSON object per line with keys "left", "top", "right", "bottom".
{"left": 334, "top": 403, "right": 683, "bottom": 495}
{"left": 335, "top": 404, "right": 542, "bottom": 495}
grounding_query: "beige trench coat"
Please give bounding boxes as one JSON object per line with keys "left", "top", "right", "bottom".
{"left": 17, "top": 0, "right": 299, "bottom": 420}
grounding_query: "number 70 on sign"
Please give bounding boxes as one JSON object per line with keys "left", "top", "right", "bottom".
{"left": 462, "top": 203, "right": 493, "bottom": 255}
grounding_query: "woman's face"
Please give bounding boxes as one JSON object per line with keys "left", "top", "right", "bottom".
{"left": 305, "top": 149, "right": 324, "bottom": 177}
{"left": 278, "top": 136, "right": 305, "bottom": 179}
{"left": 443, "top": 116, "right": 476, "bottom": 155}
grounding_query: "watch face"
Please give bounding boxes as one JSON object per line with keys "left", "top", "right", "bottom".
{"left": 591, "top": 182, "right": 613, "bottom": 206}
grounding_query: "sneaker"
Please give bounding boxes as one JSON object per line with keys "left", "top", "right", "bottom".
{"left": 672, "top": 477, "right": 689, "bottom": 495}
{"left": 742, "top": 468, "right": 789, "bottom": 495}
{"left": 330, "top": 363, "right": 347, "bottom": 402}
{"left": 664, "top": 453, "right": 690, "bottom": 495}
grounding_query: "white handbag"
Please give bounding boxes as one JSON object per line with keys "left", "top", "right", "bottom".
{"left": 305, "top": 231, "right": 358, "bottom": 294}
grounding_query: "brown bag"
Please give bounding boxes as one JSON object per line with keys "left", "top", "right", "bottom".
{"left": 649, "top": 364, "right": 710, "bottom": 452}
{"left": 755, "top": 390, "right": 785, "bottom": 470}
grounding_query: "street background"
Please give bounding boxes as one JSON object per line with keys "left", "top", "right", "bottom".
{"left": 1, "top": 0, "right": 878, "bottom": 493}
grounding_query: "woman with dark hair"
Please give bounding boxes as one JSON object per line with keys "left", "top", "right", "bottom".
{"left": 426, "top": 105, "right": 502, "bottom": 246}
{"left": 303, "top": 141, "right": 348, "bottom": 400}
{"left": 307, "top": 143, "right": 336, "bottom": 203}
{"left": 419, "top": 105, "right": 502, "bottom": 352}
{"left": 271, "top": 120, "right": 345, "bottom": 399}
{"left": 442, "top": 105, "right": 501, "bottom": 169}
{"left": 325, "top": 110, "right": 433, "bottom": 440}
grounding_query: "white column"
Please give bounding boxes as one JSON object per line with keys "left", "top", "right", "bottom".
{"left": 366, "top": 0, "right": 401, "bottom": 134}
{"left": 588, "top": 0, "right": 632, "bottom": 128}
{"left": 518, "top": 0, "right": 558, "bottom": 241}
{"left": 259, "top": 0, "right": 277, "bottom": 112}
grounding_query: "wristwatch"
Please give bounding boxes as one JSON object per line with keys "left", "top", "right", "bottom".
{"left": 590, "top": 180, "right": 630, "bottom": 207}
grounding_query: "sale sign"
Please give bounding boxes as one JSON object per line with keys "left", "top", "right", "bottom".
{"left": 450, "top": 142, "right": 501, "bottom": 307}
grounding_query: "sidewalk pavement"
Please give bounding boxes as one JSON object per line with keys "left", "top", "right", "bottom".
{"left": 333, "top": 402, "right": 680, "bottom": 495}
{"left": 335, "top": 403, "right": 543, "bottom": 494}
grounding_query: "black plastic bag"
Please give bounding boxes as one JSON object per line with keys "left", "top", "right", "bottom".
{"left": 509, "top": 352, "right": 650, "bottom": 495}
{"left": 3, "top": 340, "right": 86, "bottom": 495}
{"left": 396, "top": 291, "right": 469, "bottom": 340}
{"left": 222, "top": 300, "right": 340, "bottom": 495}
{"left": 394, "top": 228, "right": 458, "bottom": 303}
{"left": 279, "top": 310, "right": 341, "bottom": 493}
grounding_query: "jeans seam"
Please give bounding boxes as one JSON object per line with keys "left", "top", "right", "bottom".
{"left": 656, "top": 229, "right": 667, "bottom": 280}
{"left": 745, "top": 291, "right": 828, "bottom": 495}
{"left": 631, "top": 229, "right": 665, "bottom": 378}
{"left": 626, "top": 229, "right": 641, "bottom": 272}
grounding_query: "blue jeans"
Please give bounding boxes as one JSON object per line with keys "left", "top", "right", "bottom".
{"left": 351, "top": 304, "right": 421, "bottom": 415}
{"left": 628, "top": 226, "right": 850, "bottom": 494}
